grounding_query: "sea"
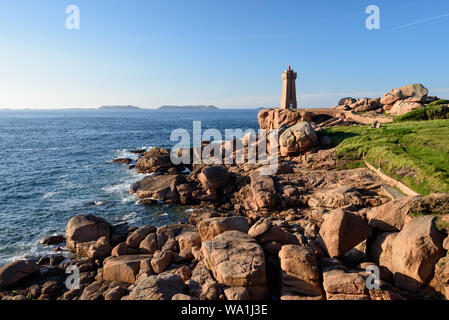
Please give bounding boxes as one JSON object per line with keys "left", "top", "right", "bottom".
{"left": 0, "top": 109, "right": 259, "bottom": 266}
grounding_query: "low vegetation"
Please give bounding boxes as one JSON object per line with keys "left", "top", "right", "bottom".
{"left": 321, "top": 119, "right": 449, "bottom": 195}
{"left": 395, "top": 100, "right": 449, "bottom": 122}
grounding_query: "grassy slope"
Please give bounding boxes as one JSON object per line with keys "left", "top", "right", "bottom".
{"left": 320, "top": 119, "right": 449, "bottom": 195}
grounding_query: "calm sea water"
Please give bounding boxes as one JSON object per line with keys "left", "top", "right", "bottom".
{"left": 0, "top": 109, "right": 259, "bottom": 266}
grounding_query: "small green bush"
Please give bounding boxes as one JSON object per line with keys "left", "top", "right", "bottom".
{"left": 428, "top": 99, "right": 449, "bottom": 107}
{"left": 395, "top": 107, "right": 428, "bottom": 122}
{"left": 427, "top": 104, "right": 449, "bottom": 120}
{"left": 395, "top": 103, "right": 449, "bottom": 122}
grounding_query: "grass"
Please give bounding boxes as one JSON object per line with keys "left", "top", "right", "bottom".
{"left": 320, "top": 119, "right": 449, "bottom": 195}
{"left": 395, "top": 101, "right": 449, "bottom": 122}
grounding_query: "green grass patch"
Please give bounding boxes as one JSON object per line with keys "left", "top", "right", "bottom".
{"left": 428, "top": 99, "right": 449, "bottom": 107}
{"left": 321, "top": 120, "right": 449, "bottom": 195}
{"left": 395, "top": 102, "right": 449, "bottom": 122}
{"left": 335, "top": 160, "right": 365, "bottom": 170}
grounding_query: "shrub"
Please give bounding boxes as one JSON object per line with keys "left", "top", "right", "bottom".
{"left": 395, "top": 103, "right": 449, "bottom": 122}
{"left": 427, "top": 104, "right": 449, "bottom": 120}
{"left": 428, "top": 99, "right": 449, "bottom": 107}
{"left": 395, "top": 107, "right": 428, "bottom": 122}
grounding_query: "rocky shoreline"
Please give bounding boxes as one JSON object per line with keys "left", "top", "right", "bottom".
{"left": 1, "top": 88, "right": 448, "bottom": 301}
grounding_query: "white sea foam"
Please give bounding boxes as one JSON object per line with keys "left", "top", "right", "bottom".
{"left": 184, "top": 208, "right": 194, "bottom": 213}
{"left": 121, "top": 195, "right": 135, "bottom": 204}
{"left": 43, "top": 192, "right": 59, "bottom": 199}
{"left": 102, "top": 182, "right": 129, "bottom": 194}
{"left": 94, "top": 200, "right": 107, "bottom": 206}
{"left": 121, "top": 212, "right": 139, "bottom": 224}
{"left": 115, "top": 149, "right": 138, "bottom": 160}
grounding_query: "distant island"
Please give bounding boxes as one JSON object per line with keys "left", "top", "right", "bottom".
{"left": 99, "top": 105, "right": 141, "bottom": 110}
{"left": 158, "top": 105, "right": 218, "bottom": 110}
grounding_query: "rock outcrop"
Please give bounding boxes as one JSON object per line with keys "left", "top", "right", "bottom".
{"left": 135, "top": 174, "right": 187, "bottom": 203}
{"left": 201, "top": 231, "right": 267, "bottom": 297}
{"left": 197, "top": 216, "right": 249, "bottom": 242}
{"left": 127, "top": 273, "right": 186, "bottom": 300}
{"left": 278, "top": 245, "right": 323, "bottom": 299}
{"left": 367, "top": 196, "right": 421, "bottom": 231}
{"left": 198, "top": 165, "right": 229, "bottom": 190}
{"left": 135, "top": 147, "right": 185, "bottom": 174}
{"left": 65, "top": 214, "right": 111, "bottom": 256}
{"left": 390, "top": 216, "right": 445, "bottom": 291}
{"left": 0, "top": 260, "right": 40, "bottom": 289}
{"left": 383, "top": 84, "right": 429, "bottom": 115}
{"left": 279, "top": 122, "right": 318, "bottom": 156}
{"left": 103, "top": 254, "right": 152, "bottom": 284}
{"left": 249, "top": 172, "right": 276, "bottom": 210}
{"left": 258, "top": 108, "right": 302, "bottom": 130}
{"left": 319, "top": 209, "right": 372, "bottom": 258}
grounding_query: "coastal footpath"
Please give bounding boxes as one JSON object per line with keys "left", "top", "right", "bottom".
{"left": 1, "top": 83, "right": 449, "bottom": 301}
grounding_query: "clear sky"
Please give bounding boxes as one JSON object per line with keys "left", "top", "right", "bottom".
{"left": 0, "top": 0, "right": 448, "bottom": 109}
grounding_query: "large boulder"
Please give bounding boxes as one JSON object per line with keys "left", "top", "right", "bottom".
{"left": 368, "top": 194, "right": 449, "bottom": 231}
{"left": 201, "top": 231, "right": 266, "bottom": 288}
{"left": 387, "top": 100, "right": 425, "bottom": 115}
{"left": 319, "top": 209, "right": 372, "bottom": 258}
{"left": 257, "top": 108, "right": 301, "bottom": 130}
{"left": 279, "top": 122, "right": 318, "bottom": 156}
{"left": 0, "top": 260, "right": 40, "bottom": 289}
{"left": 390, "top": 215, "right": 445, "bottom": 291}
{"left": 79, "top": 281, "right": 112, "bottom": 300}
{"left": 188, "top": 261, "right": 219, "bottom": 300}
{"left": 349, "top": 98, "right": 382, "bottom": 113}
{"left": 103, "top": 254, "right": 152, "bottom": 284}
{"left": 367, "top": 196, "right": 421, "bottom": 231}
{"left": 248, "top": 218, "right": 273, "bottom": 238}
{"left": 382, "top": 84, "right": 429, "bottom": 115}
{"left": 156, "top": 224, "right": 197, "bottom": 250}
{"left": 87, "top": 236, "right": 112, "bottom": 259}
{"left": 197, "top": 216, "right": 249, "bottom": 242}
{"left": 256, "top": 224, "right": 290, "bottom": 245}
{"left": 151, "top": 250, "right": 173, "bottom": 274}
{"left": 198, "top": 166, "right": 229, "bottom": 190}
{"left": 40, "top": 235, "right": 65, "bottom": 245}
{"left": 278, "top": 245, "right": 323, "bottom": 299}
{"left": 367, "top": 231, "right": 398, "bottom": 272}
{"left": 381, "top": 84, "right": 428, "bottom": 105}
{"left": 322, "top": 262, "right": 370, "bottom": 300}
{"left": 126, "top": 273, "right": 186, "bottom": 300}
{"left": 135, "top": 174, "right": 187, "bottom": 203}
{"left": 139, "top": 233, "right": 158, "bottom": 254}
{"left": 135, "top": 147, "right": 179, "bottom": 174}
{"left": 321, "top": 259, "right": 403, "bottom": 300}
{"left": 249, "top": 172, "right": 276, "bottom": 209}
{"left": 176, "top": 231, "right": 201, "bottom": 257}
{"left": 65, "top": 214, "right": 111, "bottom": 255}
{"left": 399, "top": 83, "right": 429, "bottom": 100}
{"left": 126, "top": 225, "right": 156, "bottom": 248}
{"left": 338, "top": 97, "right": 357, "bottom": 106}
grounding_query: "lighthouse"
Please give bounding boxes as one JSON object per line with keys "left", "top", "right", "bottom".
{"left": 280, "top": 65, "right": 298, "bottom": 109}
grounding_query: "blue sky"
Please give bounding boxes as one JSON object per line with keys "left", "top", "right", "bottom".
{"left": 0, "top": 0, "right": 448, "bottom": 109}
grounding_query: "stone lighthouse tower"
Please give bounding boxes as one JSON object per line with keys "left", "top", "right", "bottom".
{"left": 280, "top": 65, "right": 298, "bottom": 109}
